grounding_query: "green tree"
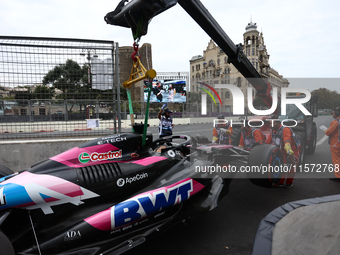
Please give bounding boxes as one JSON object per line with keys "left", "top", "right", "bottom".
{"left": 311, "top": 88, "right": 340, "bottom": 110}
{"left": 186, "top": 91, "right": 201, "bottom": 112}
{"left": 43, "top": 59, "right": 91, "bottom": 112}
{"left": 42, "top": 59, "right": 90, "bottom": 99}
{"left": 33, "top": 85, "right": 55, "bottom": 101}
{"left": 0, "top": 95, "right": 14, "bottom": 100}
{"left": 94, "top": 86, "right": 127, "bottom": 102}
{"left": 119, "top": 86, "right": 128, "bottom": 101}
{"left": 14, "top": 87, "right": 33, "bottom": 105}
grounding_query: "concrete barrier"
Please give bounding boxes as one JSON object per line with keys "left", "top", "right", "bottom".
{"left": 0, "top": 116, "right": 241, "bottom": 172}
{"left": 0, "top": 138, "right": 93, "bottom": 172}
{"left": 0, "top": 117, "right": 228, "bottom": 132}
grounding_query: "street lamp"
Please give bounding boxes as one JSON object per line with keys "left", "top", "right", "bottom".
{"left": 80, "top": 49, "right": 98, "bottom": 119}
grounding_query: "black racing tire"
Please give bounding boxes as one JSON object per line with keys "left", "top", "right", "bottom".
{"left": 0, "top": 165, "right": 13, "bottom": 178}
{"left": 306, "top": 124, "right": 317, "bottom": 155}
{"left": 191, "top": 134, "right": 210, "bottom": 145}
{"left": 248, "top": 144, "right": 284, "bottom": 188}
{"left": 0, "top": 230, "right": 15, "bottom": 255}
{"left": 299, "top": 139, "right": 306, "bottom": 166}
{"left": 230, "top": 125, "right": 242, "bottom": 146}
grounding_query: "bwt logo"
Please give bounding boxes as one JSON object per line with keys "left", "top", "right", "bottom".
{"left": 199, "top": 83, "right": 312, "bottom": 116}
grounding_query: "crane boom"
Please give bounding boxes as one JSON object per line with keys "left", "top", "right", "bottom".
{"left": 105, "top": 0, "right": 273, "bottom": 106}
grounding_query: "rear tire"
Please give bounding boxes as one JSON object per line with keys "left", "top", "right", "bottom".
{"left": 0, "top": 165, "right": 13, "bottom": 178}
{"left": 191, "top": 134, "right": 210, "bottom": 144}
{"left": 248, "top": 144, "right": 284, "bottom": 188}
{"left": 299, "top": 140, "right": 306, "bottom": 166}
{"left": 0, "top": 230, "right": 15, "bottom": 255}
{"left": 230, "top": 125, "right": 242, "bottom": 146}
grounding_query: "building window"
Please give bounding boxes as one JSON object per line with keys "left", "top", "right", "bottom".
{"left": 217, "top": 58, "right": 220, "bottom": 66}
{"left": 237, "top": 77, "right": 242, "bottom": 87}
{"left": 20, "top": 109, "right": 27, "bottom": 115}
{"left": 224, "top": 57, "right": 228, "bottom": 64}
{"left": 209, "top": 60, "right": 215, "bottom": 67}
{"left": 39, "top": 108, "right": 46, "bottom": 115}
{"left": 252, "top": 46, "right": 255, "bottom": 55}
{"left": 192, "top": 65, "right": 194, "bottom": 72}
{"left": 225, "top": 91, "right": 230, "bottom": 98}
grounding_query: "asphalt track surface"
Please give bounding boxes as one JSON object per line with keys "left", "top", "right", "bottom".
{"left": 124, "top": 115, "right": 340, "bottom": 255}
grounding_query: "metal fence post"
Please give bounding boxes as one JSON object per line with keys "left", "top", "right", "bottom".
{"left": 115, "top": 42, "right": 121, "bottom": 133}
{"left": 123, "top": 101, "right": 127, "bottom": 120}
{"left": 28, "top": 100, "right": 32, "bottom": 122}
{"left": 96, "top": 100, "right": 99, "bottom": 119}
{"left": 64, "top": 100, "right": 68, "bottom": 121}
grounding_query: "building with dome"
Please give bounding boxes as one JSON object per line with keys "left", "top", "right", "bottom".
{"left": 189, "top": 21, "right": 289, "bottom": 114}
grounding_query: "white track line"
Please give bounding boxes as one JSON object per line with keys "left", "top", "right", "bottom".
{"left": 316, "top": 135, "right": 328, "bottom": 146}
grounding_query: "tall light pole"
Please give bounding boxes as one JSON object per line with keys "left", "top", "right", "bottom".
{"left": 80, "top": 49, "right": 98, "bottom": 119}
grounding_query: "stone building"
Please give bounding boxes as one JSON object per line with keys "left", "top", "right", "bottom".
{"left": 118, "top": 43, "right": 153, "bottom": 101}
{"left": 189, "top": 21, "right": 289, "bottom": 113}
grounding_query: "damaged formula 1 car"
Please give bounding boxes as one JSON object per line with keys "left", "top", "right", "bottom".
{"left": 0, "top": 124, "right": 284, "bottom": 255}
{"left": 0, "top": 0, "right": 314, "bottom": 253}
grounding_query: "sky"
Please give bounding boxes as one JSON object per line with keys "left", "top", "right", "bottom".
{"left": 1, "top": 0, "right": 340, "bottom": 92}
